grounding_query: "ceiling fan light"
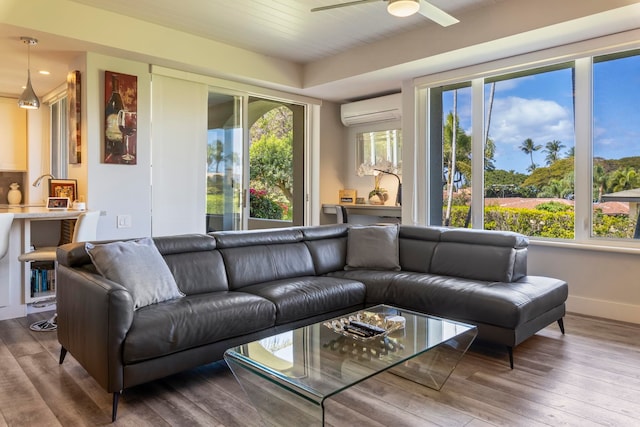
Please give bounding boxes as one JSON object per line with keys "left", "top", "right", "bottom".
{"left": 387, "top": 0, "right": 420, "bottom": 17}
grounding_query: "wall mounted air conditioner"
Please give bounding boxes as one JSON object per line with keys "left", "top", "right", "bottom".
{"left": 340, "top": 93, "right": 402, "bottom": 127}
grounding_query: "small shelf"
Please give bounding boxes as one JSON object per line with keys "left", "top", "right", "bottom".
{"left": 28, "top": 261, "right": 55, "bottom": 300}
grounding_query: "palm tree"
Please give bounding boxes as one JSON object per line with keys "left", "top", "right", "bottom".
{"left": 593, "top": 165, "right": 608, "bottom": 202}
{"left": 544, "top": 140, "right": 566, "bottom": 165}
{"left": 520, "top": 138, "right": 541, "bottom": 172}
{"left": 444, "top": 90, "right": 458, "bottom": 226}
{"left": 607, "top": 167, "right": 639, "bottom": 193}
{"left": 484, "top": 82, "right": 496, "bottom": 172}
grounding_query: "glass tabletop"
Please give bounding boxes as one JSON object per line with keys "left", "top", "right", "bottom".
{"left": 224, "top": 305, "right": 477, "bottom": 403}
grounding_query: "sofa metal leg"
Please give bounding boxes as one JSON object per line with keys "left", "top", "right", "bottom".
{"left": 507, "top": 346, "right": 514, "bottom": 369}
{"left": 557, "top": 318, "right": 565, "bottom": 334}
{"left": 59, "top": 346, "right": 67, "bottom": 365}
{"left": 112, "top": 391, "right": 120, "bottom": 422}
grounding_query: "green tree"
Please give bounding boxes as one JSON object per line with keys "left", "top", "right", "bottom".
{"left": 520, "top": 138, "right": 542, "bottom": 172}
{"left": 593, "top": 164, "right": 608, "bottom": 202}
{"left": 443, "top": 112, "right": 472, "bottom": 187}
{"left": 543, "top": 140, "right": 566, "bottom": 165}
{"left": 607, "top": 166, "right": 639, "bottom": 193}
{"left": 208, "top": 140, "right": 232, "bottom": 173}
{"left": 538, "top": 171, "right": 573, "bottom": 199}
{"left": 250, "top": 134, "right": 293, "bottom": 203}
{"left": 250, "top": 106, "right": 292, "bottom": 141}
{"left": 523, "top": 157, "right": 574, "bottom": 189}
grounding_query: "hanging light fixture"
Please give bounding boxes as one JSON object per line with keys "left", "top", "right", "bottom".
{"left": 18, "top": 36, "right": 40, "bottom": 110}
{"left": 387, "top": 0, "right": 420, "bottom": 17}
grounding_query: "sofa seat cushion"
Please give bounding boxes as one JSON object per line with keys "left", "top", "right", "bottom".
{"left": 386, "top": 272, "right": 568, "bottom": 329}
{"left": 241, "top": 277, "right": 366, "bottom": 325}
{"left": 327, "top": 270, "right": 403, "bottom": 305}
{"left": 123, "top": 292, "right": 276, "bottom": 364}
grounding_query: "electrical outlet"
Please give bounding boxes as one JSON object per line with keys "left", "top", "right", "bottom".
{"left": 117, "top": 214, "right": 132, "bottom": 229}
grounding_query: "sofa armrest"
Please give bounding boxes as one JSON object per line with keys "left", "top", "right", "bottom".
{"left": 56, "top": 264, "right": 135, "bottom": 393}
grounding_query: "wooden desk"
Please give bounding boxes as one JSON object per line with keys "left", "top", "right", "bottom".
{"left": 322, "top": 204, "right": 401, "bottom": 223}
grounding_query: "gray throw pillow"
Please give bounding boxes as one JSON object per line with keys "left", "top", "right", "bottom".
{"left": 86, "top": 237, "right": 184, "bottom": 310}
{"left": 345, "top": 225, "right": 400, "bottom": 271}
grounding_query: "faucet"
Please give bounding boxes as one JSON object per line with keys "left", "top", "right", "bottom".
{"left": 32, "top": 174, "right": 55, "bottom": 187}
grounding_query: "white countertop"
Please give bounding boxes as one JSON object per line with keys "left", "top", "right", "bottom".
{"left": 0, "top": 205, "right": 84, "bottom": 219}
{"left": 322, "top": 203, "right": 401, "bottom": 217}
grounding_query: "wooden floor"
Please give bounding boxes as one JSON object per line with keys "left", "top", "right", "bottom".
{"left": 0, "top": 312, "right": 639, "bottom": 426}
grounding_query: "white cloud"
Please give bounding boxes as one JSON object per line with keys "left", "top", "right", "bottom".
{"left": 489, "top": 96, "right": 574, "bottom": 146}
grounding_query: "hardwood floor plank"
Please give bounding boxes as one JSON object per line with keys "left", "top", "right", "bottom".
{"left": 0, "top": 313, "right": 639, "bottom": 426}
{"left": 0, "top": 337, "right": 60, "bottom": 426}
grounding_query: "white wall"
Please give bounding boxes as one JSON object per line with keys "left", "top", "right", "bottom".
{"left": 84, "top": 53, "right": 152, "bottom": 239}
{"left": 528, "top": 244, "right": 640, "bottom": 324}
{"left": 318, "top": 101, "right": 347, "bottom": 225}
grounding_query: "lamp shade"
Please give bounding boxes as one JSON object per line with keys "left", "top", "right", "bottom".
{"left": 18, "top": 37, "right": 40, "bottom": 110}
{"left": 18, "top": 70, "right": 40, "bottom": 109}
{"left": 387, "top": 0, "right": 420, "bottom": 17}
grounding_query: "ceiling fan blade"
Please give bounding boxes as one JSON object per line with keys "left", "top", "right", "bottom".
{"left": 418, "top": 1, "right": 459, "bottom": 27}
{"left": 311, "top": 0, "right": 382, "bottom": 13}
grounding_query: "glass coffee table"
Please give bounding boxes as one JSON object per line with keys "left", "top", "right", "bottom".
{"left": 224, "top": 305, "right": 476, "bottom": 426}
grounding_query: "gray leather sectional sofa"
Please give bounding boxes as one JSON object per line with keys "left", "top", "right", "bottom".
{"left": 55, "top": 224, "right": 567, "bottom": 421}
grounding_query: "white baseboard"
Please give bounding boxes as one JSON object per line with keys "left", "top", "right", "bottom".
{"left": 567, "top": 295, "right": 640, "bottom": 324}
{"left": 0, "top": 304, "right": 27, "bottom": 321}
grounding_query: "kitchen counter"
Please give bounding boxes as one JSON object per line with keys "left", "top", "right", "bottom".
{"left": 0, "top": 205, "right": 84, "bottom": 219}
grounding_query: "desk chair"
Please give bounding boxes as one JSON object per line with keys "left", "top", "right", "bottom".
{"left": 0, "top": 213, "right": 14, "bottom": 260}
{"left": 335, "top": 205, "right": 349, "bottom": 224}
{"left": 19, "top": 210, "right": 100, "bottom": 331}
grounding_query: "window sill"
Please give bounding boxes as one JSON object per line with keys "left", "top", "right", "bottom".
{"left": 529, "top": 238, "right": 640, "bottom": 255}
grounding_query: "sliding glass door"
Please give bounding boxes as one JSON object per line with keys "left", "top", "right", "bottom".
{"left": 207, "top": 92, "right": 243, "bottom": 231}
{"left": 207, "top": 92, "right": 306, "bottom": 231}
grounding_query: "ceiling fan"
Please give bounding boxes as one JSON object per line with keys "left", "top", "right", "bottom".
{"left": 311, "top": 0, "right": 459, "bottom": 27}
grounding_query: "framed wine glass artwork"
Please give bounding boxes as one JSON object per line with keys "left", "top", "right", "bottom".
{"left": 104, "top": 70, "right": 138, "bottom": 165}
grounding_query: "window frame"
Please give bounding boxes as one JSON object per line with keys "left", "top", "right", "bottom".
{"left": 412, "top": 36, "right": 640, "bottom": 252}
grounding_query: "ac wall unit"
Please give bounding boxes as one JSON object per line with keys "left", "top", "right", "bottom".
{"left": 340, "top": 93, "right": 402, "bottom": 127}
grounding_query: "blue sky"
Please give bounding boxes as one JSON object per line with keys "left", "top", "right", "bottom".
{"left": 442, "top": 54, "right": 640, "bottom": 174}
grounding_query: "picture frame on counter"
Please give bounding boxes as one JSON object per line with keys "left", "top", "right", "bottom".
{"left": 339, "top": 189, "right": 357, "bottom": 204}
{"left": 46, "top": 197, "right": 71, "bottom": 210}
{"left": 49, "top": 179, "right": 77, "bottom": 201}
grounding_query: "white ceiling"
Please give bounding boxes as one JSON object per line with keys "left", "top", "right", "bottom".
{"left": 69, "top": 0, "right": 492, "bottom": 64}
{"left": 0, "top": 0, "right": 496, "bottom": 100}
{"left": 0, "top": 0, "right": 638, "bottom": 103}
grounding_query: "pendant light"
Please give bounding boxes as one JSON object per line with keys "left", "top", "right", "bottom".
{"left": 387, "top": 0, "right": 420, "bottom": 17}
{"left": 18, "top": 36, "right": 40, "bottom": 110}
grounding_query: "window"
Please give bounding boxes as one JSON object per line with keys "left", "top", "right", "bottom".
{"left": 483, "top": 65, "right": 575, "bottom": 238}
{"left": 421, "top": 47, "right": 640, "bottom": 244}
{"left": 592, "top": 50, "right": 640, "bottom": 239}
{"left": 50, "top": 96, "right": 68, "bottom": 179}
{"left": 429, "top": 83, "right": 473, "bottom": 227}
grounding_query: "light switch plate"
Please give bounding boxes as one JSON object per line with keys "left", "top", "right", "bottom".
{"left": 117, "top": 214, "right": 132, "bottom": 228}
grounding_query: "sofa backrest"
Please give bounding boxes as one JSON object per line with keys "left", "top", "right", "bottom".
{"left": 301, "top": 224, "right": 349, "bottom": 275}
{"left": 429, "top": 228, "right": 528, "bottom": 282}
{"left": 398, "top": 225, "right": 446, "bottom": 273}
{"left": 212, "top": 228, "right": 316, "bottom": 290}
{"left": 153, "top": 234, "right": 229, "bottom": 295}
{"left": 57, "top": 234, "right": 229, "bottom": 296}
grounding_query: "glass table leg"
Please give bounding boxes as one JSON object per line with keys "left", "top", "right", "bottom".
{"left": 225, "top": 354, "right": 324, "bottom": 426}
{"left": 389, "top": 327, "right": 477, "bottom": 390}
